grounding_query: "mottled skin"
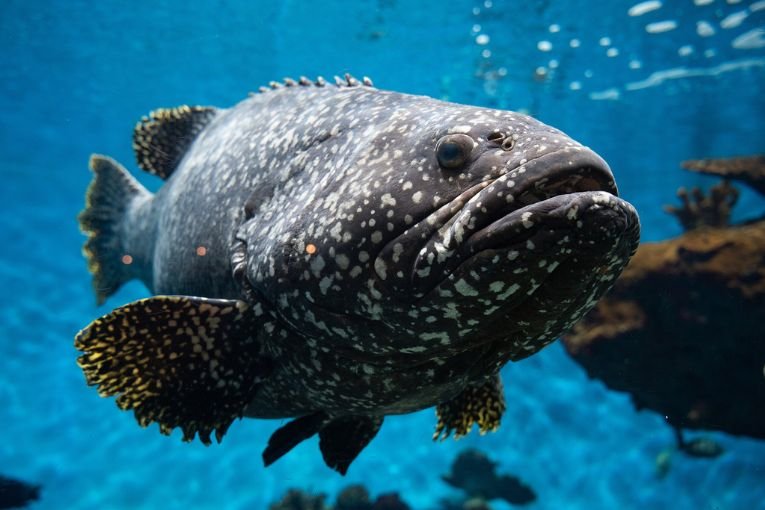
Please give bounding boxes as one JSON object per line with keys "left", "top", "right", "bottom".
{"left": 76, "top": 78, "right": 639, "bottom": 472}
{"left": 116, "top": 82, "right": 638, "bottom": 419}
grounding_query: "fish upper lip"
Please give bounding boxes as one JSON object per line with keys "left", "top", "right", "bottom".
{"left": 421, "top": 147, "right": 617, "bottom": 252}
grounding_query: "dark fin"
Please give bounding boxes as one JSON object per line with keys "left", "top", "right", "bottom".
{"left": 262, "top": 412, "right": 329, "bottom": 467}
{"left": 0, "top": 475, "right": 41, "bottom": 508}
{"left": 75, "top": 295, "right": 271, "bottom": 445}
{"left": 78, "top": 155, "right": 150, "bottom": 305}
{"left": 433, "top": 375, "right": 506, "bottom": 440}
{"left": 319, "top": 415, "right": 383, "bottom": 475}
{"left": 132, "top": 105, "right": 217, "bottom": 179}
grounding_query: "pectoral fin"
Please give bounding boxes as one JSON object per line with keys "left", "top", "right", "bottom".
{"left": 75, "top": 295, "right": 272, "bottom": 445}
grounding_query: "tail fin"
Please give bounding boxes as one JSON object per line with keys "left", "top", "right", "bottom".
{"left": 78, "top": 154, "right": 150, "bottom": 304}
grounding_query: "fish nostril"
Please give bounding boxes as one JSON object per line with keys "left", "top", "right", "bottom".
{"left": 501, "top": 138, "right": 515, "bottom": 151}
{"left": 487, "top": 131, "right": 505, "bottom": 144}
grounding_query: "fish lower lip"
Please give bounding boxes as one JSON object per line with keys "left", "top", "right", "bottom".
{"left": 421, "top": 191, "right": 638, "bottom": 296}
{"left": 465, "top": 191, "right": 639, "bottom": 253}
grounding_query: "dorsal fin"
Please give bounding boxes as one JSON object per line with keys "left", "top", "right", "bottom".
{"left": 132, "top": 105, "right": 217, "bottom": 179}
{"left": 254, "top": 74, "right": 374, "bottom": 95}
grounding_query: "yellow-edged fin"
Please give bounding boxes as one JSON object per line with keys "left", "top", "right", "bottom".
{"left": 433, "top": 374, "right": 506, "bottom": 440}
{"left": 132, "top": 105, "right": 217, "bottom": 179}
{"left": 75, "top": 295, "right": 272, "bottom": 445}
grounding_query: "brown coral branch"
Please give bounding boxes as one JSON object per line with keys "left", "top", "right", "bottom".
{"left": 663, "top": 181, "right": 739, "bottom": 231}
{"left": 681, "top": 155, "right": 765, "bottom": 196}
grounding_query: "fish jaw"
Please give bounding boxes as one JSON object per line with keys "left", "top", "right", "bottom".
{"left": 376, "top": 146, "right": 623, "bottom": 299}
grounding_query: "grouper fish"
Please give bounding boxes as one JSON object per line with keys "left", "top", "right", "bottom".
{"left": 75, "top": 74, "right": 640, "bottom": 474}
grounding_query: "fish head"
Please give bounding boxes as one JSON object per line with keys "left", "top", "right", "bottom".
{"left": 246, "top": 99, "right": 639, "bottom": 362}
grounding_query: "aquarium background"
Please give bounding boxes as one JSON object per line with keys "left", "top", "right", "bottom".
{"left": 1, "top": 0, "right": 764, "bottom": 509}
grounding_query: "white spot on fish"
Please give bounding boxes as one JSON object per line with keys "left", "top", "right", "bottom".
{"left": 498, "top": 283, "right": 521, "bottom": 300}
{"left": 455, "top": 279, "right": 479, "bottom": 296}
{"left": 381, "top": 193, "right": 396, "bottom": 207}
{"left": 335, "top": 254, "right": 350, "bottom": 270}
{"left": 489, "top": 281, "right": 505, "bottom": 293}
{"left": 374, "top": 258, "right": 388, "bottom": 280}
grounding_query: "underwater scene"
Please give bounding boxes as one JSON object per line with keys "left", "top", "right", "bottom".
{"left": 1, "top": 0, "right": 764, "bottom": 508}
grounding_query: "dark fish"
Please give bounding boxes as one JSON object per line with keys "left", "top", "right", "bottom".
{"left": 75, "top": 74, "right": 640, "bottom": 474}
{"left": 0, "top": 475, "right": 40, "bottom": 510}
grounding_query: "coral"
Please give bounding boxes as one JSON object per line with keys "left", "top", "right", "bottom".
{"left": 439, "top": 497, "right": 494, "bottom": 510}
{"left": 372, "top": 493, "right": 411, "bottom": 510}
{"left": 564, "top": 219, "right": 765, "bottom": 437}
{"left": 0, "top": 475, "right": 40, "bottom": 509}
{"left": 269, "top": 489, "right": 328, "bottom": 510}
{"left": 563, "top": 162, "right": 765, "bottom": 439}
{"left": 442, "top": 449, "right": 536, "bottom": 506}
{"left": 682, "top": 155, "right": 765, "bottom": 196}
{"left": 663, "top": 181, "right": 739, "bottom": 231}
{"left": 271, "top": 486, "right": 412, "bottom": 510}
{"left": 335, "top": 485, "right": 372, "bottom": 510}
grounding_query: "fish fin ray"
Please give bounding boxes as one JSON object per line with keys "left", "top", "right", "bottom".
{"left": 132, "top": 105, "right": 217, "bottom": 179}
{"left": 433, "top": 374, "right": 506, "bottom": 440}
{"left": 78, "top": 155, "right": 150, "bottom": 304}
{"left": 262, "top": 412, "right": 329, "bottom": 467}
{"left": 318, "top": 415, "right": 383, "bottom": 475}
{"left": 75, "top": 295, "right": 272, "bottom": 445}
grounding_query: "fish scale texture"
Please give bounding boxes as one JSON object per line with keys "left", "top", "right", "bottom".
{"left": 1, "top": 1, "right": 765, "bottom": 509}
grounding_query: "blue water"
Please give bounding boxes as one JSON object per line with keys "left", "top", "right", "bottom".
{"left": 1, "top": 1, "right": 764, "bottom": 508}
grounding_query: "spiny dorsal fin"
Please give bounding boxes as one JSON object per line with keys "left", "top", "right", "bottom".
{"left": 256, "top": 74, "right": 373, "bottom": 95}
{"left": 75, "top": 295, "right": 273, "bottom": 445}
{"left": 132, "top": 105, "right": 217, "bottom": 180}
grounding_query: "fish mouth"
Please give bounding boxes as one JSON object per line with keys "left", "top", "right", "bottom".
{"left": 375, "top": 147, "right": 636, "bottom": 300}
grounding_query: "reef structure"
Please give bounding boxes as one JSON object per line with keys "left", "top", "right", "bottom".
{"left": 441, "top": 449, "right": 536, "bottom": 506}
{"left": 563, "top": 155, "right": 765, "bottom": 439}
{"left": 269, "top": 485, "right": 411, "bottom": 510}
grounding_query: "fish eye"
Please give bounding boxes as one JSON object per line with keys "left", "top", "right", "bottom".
{"left": 435, "top": 134, "right": 473, "bottom": 170}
